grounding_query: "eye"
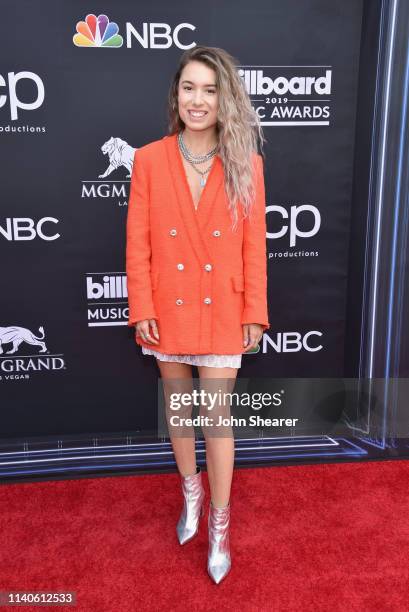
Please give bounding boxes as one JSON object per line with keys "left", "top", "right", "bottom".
{"left": 182, "top": 86, "right": 216, "bottom": 94}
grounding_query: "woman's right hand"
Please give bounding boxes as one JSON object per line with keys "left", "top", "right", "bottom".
{"left": 135, "top": 319, "right": 160, "bottom": 344}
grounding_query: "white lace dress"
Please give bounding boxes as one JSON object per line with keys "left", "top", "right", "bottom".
{"left": 141, "top": 346, "right": 242, "bottom": 368}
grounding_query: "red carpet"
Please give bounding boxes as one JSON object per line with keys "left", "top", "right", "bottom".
{"left": 1, "top": 460, "right": 409, "bottom": 611}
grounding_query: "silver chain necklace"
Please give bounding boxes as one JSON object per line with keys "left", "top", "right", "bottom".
{"left": 178, "top": 130, "right": 219, "bottom": 188}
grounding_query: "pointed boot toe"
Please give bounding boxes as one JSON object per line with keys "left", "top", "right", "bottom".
{"left": 207, "top": 500, "right": 231, "bottom": 584}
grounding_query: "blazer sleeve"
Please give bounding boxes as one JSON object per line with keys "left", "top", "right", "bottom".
{"left": 241, "top": 154, "right": 270, "bottom": 331}
{"left": 126, "top": 149, "right": 158, "bottom": 327}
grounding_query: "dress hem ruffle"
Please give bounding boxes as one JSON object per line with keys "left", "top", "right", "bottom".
{"left": 141, "top": 346, "right": 242, "bottom": 368}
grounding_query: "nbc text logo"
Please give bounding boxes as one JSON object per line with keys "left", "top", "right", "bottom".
{"left": 0, "top": 217, "right": 60, "bottom": 241}
{"left": 263, "top": 331, "right": 323, "bottom": 353}
{"left": 73, "top": 14, "right": 195, "bottom": 49}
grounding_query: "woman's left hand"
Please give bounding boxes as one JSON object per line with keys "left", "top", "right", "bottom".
{"left": 242, "top": 323, "right": 264, "bottom": 352}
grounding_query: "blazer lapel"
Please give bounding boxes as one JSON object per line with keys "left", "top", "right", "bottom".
{"left": 164, "top": 133, "right": 224, "bottom": 264}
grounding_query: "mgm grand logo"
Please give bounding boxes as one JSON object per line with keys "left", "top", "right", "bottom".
{"left": 0, "top": 325, "right": 65, "bottom": 380}
{"left": 81, "top": 136, "right": 137, "bottom": 206}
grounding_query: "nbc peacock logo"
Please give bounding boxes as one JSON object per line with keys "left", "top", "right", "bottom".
{"left": 73, "top": 14, "right": 123, "bottom": 48}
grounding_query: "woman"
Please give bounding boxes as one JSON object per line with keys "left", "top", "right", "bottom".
{"left": 126, "top": 46, "right": 270, "bottom": 584}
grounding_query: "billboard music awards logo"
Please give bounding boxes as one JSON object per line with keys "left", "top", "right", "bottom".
{"left": 0, "top": 325, "right": 66, "bottom": 381}
{"left": 86, "top": 273, "right": 129, "bottom": 326}
{"left": 238, "top": 66, "right": 332, "bottom": 126}
{"left": 81, "top": 137, "right": 136, "bottom": 207}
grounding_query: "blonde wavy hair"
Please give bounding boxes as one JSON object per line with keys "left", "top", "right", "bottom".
{"left": 167, "top": 45, "right": 267, "bottom": 230}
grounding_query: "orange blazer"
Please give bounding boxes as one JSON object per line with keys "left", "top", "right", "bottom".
{"left": 126, "top": 132, "right": 270, "bottom": 354}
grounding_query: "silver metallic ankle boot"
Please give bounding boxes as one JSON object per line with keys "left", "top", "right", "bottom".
{"left": 176, "top": 466, "right": 205, "bottom": 545}
{"left": 207, "top": 500, "right": 231, "bottom": 584}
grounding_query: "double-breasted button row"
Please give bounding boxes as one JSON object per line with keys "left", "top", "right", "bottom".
{"left": 170, "top": 228, "right": 221, "bottom": 237}
{"left": 169, "top": 228, "right": 215, "bottom": 306}
{"left": 176, "top": 263, "right": 212, "bottom": 272}
{"left": 175, "top": 297, "right": 212, "bottom": 305}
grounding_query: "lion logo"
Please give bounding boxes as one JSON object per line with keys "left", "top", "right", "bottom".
{"left": 98, "top": 137, "right": 137, "bottom": 179}
{"left": 0, "top": 325, "right": 48, "bottom": 354}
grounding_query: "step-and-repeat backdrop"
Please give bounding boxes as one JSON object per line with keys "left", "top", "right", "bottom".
{"left": 4, "top": 1, "right": 398, "bottom": 473}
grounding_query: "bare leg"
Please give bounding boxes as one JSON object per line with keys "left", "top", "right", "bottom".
{"left": 156, "top": 359, "right": 197, "bottom": 477}
{"left": 197, "top": 365, "right": 238, "bottom": 508}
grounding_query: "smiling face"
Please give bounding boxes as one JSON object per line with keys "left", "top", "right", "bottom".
{"left": 177, "top": 60, "right": 219, "bottom": 133}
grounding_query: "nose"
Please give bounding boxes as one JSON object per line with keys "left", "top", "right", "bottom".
{"left": 192, "top": 90, "right": 204, "bottom": 105}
